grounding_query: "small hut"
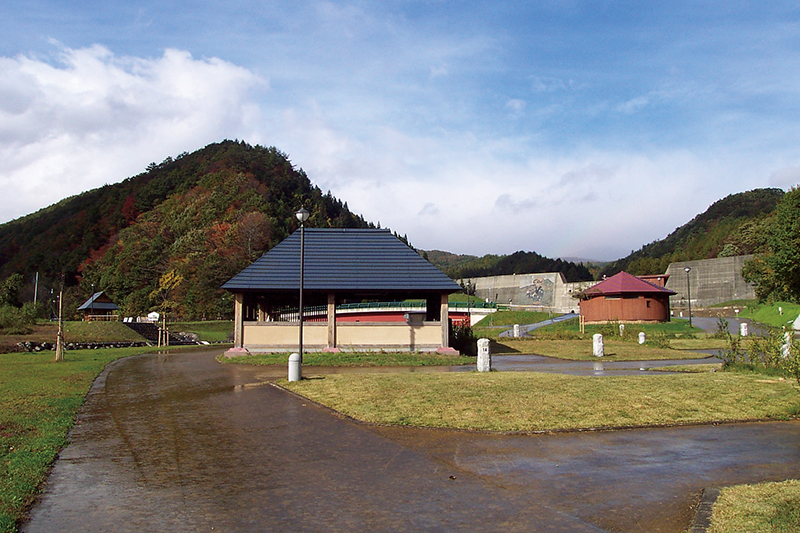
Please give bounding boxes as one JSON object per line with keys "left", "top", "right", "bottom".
{"left": 578, "top": 271, "right": 676, "bottom": 323}
{"left": 77, "top": 291, "right": 119, "bottom": 321}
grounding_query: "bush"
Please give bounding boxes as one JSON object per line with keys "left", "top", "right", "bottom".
{"left": 450, "top": 322, "right": 477, "bottom": 356}
{"left": 0, "top": 303, "right": 38, "bottom": 334}
{"left": 721, "top": 328, "right": 800, "bottom": 384}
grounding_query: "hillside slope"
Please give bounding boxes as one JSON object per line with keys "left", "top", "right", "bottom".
{"left": 599, "top": 188, "right": 783, "bottom": 277}
{"left": 0, "top": 141, "right": 371, "bottom": 319}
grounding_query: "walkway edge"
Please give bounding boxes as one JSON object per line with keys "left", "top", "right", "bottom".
{"left": 689, "top": 487, "right": 720, "bottom": 532}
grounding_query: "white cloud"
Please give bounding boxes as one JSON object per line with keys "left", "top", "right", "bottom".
{"left": 0, "top": 44, "right": 267, "bottom": 222}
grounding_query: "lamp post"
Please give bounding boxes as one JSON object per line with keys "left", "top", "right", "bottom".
{"left": 684, "top": 266, "right": 693, "bottom": 328}
{"left": 296, "top": 207, "right": 310, "bottom": 364}
{"left": 90, "top": 283, "right": 94, "bottom": 321}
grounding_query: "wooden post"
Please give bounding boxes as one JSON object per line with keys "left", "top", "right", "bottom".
{"left": 440, "top": 293, "right": 449, "bottom": 348}
{"left": 327, "top": 292, "right": 336, "bottom": 349}
{"left": 233, "top": 293, "right": 244, "bottom": 348}
{"left": 54, "top": 285, "right": 64, "bottom": 362}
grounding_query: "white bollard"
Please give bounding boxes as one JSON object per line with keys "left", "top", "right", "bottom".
{"left": 740, "top": 322, "right": 748, "bottom": 337}
{"left": 593, "top": 333, "right": 604, "bottom": 357}
{"left": 513, "top": 324, "right": 520, "bottom": 338}
{"left": 619, "top": 324, "right": 625, "bottom": 337}
{"left": 477, "top": 338, "right": 491, "bottom": 372}
{"left": 288, "top": 352, "right": 302, "bottom": 381}
{"left": 639, "top": 332, "right": 646, "bottom": 345}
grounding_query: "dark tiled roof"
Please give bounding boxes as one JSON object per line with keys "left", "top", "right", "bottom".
{"left": 223, "top": 229, "right": 461, "bottom": 293}
{"left": 77, "top": 291, "right": 119, "bottom": 311}
{"left": 582, "top": 271, "right": 676, "bottom": 297}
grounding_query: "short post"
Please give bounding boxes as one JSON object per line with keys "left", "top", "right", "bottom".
{"left": 782, "top": 332, "right": 792, "bottom": 359}
{"left": 740, "top": 322, "right": 748, "bottom": 337}
{"left": 619, "top": 324, "right": 625, "bottom": 337}
{"left": 593, "top": 333, "right": 604, "bottom": 357}
{"left": 638, "top": 332, "right": 646, "bottom": 345}
{"left": 288, "top": 352, "right": 302, "bottom": 381}
{"left": 513, "top": 324, "right": 520, "bottom": 338}
{"left": 477, "top": 338, "right": 491, "bottom": 372}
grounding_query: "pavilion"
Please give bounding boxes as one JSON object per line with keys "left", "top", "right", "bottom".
{"left": 222, "top": 228, "right": 462, "bottom": 354}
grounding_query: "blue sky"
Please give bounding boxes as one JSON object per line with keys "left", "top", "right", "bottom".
{"left": 1, "top": 1, "right": 799, "bottom": 260}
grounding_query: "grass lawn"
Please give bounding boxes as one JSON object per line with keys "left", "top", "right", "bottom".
{"left": 170, "top": 321, "right": 233, "bottom": 343}
{"left": 709, "top": 479, "right": 800, "bottom": 533}
{"left": 0, "top": 345, "right": 198, "bottom": 533}
{"left": 220, "top": 351, "right": 475, "bottom": 367}
{"left": 280, "top": 371, "right": 800, "bottom": 432}
{"left": 0, "top": 322, "right": 146, "bottom": 352}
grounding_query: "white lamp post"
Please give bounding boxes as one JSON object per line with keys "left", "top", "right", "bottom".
{"left": 296, "top": 207, "right": 310, "bottom": 363}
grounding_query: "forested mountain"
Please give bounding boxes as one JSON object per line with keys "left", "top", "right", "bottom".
{"left": 424, "top": 249, "right": 593, "bottom": 282}
{"left": 599, "top": 188, "right": 784, "bottom": 277}
{"left": 0, "top": 141, "right": 370, "bottom": 319}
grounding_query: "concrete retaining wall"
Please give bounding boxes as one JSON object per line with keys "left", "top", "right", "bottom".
{"left": 665, "top": 255, "right": 756, "bottom": 309}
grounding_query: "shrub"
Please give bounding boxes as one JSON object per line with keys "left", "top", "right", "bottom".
{"left": 0, "top": 303, "right": 38, "bottom": 334}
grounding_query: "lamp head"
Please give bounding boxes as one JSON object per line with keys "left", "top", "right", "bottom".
{"left": 295, "top": 207, "right": 310, "bottom": 224}
{"left": 684, "top": 267, "right": 691, "bottom": 273}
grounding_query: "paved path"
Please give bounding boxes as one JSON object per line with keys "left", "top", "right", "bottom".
{"left": 22, "top": 349, "right": 800, "bottom": 533}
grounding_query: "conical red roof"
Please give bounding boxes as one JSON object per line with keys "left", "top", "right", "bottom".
{"left": 581, "top": 271, "right": 676, "bottom": 297}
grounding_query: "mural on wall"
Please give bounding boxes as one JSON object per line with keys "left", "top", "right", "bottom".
{"left": 519, "top": 275, "right": 556, "bottom": 307}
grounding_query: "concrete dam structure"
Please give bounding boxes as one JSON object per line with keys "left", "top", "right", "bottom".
{"left": 462, "top": 255, "right": 757, "bottom": 315}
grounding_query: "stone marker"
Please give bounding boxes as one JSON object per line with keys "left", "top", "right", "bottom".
{"left": 477, "top": 338, "right": 491, "bottom": 372}
{"left": 593, "top": 333, "right": 604, "bottom": 357}
{"left": 288, "top": 352, "right": 301, "bottom": 381}
{"left": 794, "top": 314, "right": 800, "bottom": 331}
{"left": 740, "top": 322, "right": 748, "bottom": 337}
{"left": 619, "top": 324, "right": 625, "bottom": 336}
{"left": 639, "top": 332, "right": 646, "bottom": 344}
{"left": 782, "top": 332, "right": 792, "bottom": 359}
{"left": 513, "top": 324, "right": 520, "bottom": 338}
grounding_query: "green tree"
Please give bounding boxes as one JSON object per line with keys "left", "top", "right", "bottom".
{"left": 0, "top": 273, "right": 24, "bottom": 308}
{"left": 743, "top": 187, "right": 800, "bottom": 301}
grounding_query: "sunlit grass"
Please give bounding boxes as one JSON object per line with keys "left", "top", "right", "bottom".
{"left": 709, "top": 479, "right": 800, "bottom": 533}
{"left": 281, "top": 372, "right": 800, "bottom": 432}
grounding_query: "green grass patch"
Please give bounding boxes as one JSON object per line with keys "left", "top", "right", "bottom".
{"left": 0, "top": 345, "right": 197, "bottom": 532}
{"left": 281, "top": 372, "right": 800, "bottom": 432}
{"left": 474, "top": 310, "right": 557, "bottom": 328}
{"left": 170, "top": 321, "right": 233, "bottom": 343}
{"left": 709, "top": 479, "right": 800, "bottom": 533}
{"left": 220, "top": 351, "right": 475, "bottom": 367}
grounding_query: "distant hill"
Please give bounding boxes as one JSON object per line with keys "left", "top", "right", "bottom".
{"left": 0, "top": 141, "right": 371, "bottom": 319}
{"left": 599, "top": 188, "right": 784, "bottom": 277}
{"left": 424, "top": 249, "right": 594, "bottom": 282}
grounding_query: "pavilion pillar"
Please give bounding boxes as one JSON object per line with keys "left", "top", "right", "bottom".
{"left": 233, "top": 292, "right": 244, "bottom": 348}
{"left": 327, "top": 292, "right": 337, "bottom": 349}
{"left": 440, "top": 292, "right": 449, "bottom": 348}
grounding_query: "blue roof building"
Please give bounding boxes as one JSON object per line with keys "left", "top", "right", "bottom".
{"left": 223, "top": 228, "right": 462, "bottom": 354}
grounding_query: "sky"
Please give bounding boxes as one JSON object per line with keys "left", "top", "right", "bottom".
{"left": 1, "top": 1, "right": 799, "bottom": 261}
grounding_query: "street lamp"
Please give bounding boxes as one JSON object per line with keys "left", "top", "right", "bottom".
{"left": 296, "top": 207, "right": 310, "bottom": 364}
{"left": 684, "top": 266, "right": 693, "bottom": 327}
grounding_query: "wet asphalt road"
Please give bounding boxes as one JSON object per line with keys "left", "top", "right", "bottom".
{"left": 22, "top": 349, "right": 800, "bottom": 533}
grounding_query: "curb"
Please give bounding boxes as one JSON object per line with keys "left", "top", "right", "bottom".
{"left": 689, "top": 487, "right": 720, "bottom": 532}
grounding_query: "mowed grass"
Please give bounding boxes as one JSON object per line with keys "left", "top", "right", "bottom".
{"left": 0, "top": 346, "right": 195, "bottom": 533}
{"left": 170, "top": 321, "right": 233, "bottom": 343}
{"left": 281, "top": 371, "right": 800, "bottom": 432}
{"left": 709, "top": 479, "right": 800, "bottom": 533}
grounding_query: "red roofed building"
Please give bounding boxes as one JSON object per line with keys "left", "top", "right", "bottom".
{"left": 578, "top": 271, "right": 676, "bottom": 323}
